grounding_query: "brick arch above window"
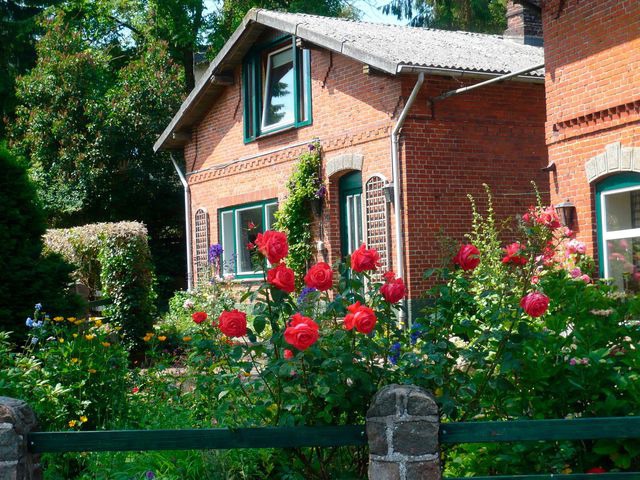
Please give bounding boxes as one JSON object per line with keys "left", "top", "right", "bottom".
{"left": 326, "top": 153, "right": 363, "bottom": 177}
{"left": 585, "top": 142, "right": 640, "bottom": 183}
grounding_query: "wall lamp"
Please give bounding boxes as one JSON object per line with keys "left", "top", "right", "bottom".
{"left": 556, "top": 200, "right": 576, "bottom": 228}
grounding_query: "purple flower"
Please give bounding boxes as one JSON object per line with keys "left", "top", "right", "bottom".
{"left": 145, "top": 471, "right": 156, "bottom": 479}
{"left": 34, "top": 303, "right": 42, "bottom": 311}
{"left": 297, "top": 287, "right": 317, "bottom": 306}
{"left": 308, "top": 143, "right": 316, "bottom": 151}
{"left": 208, "top": 244, "right": 223, "bottom": 264}
{"left": 25, "top": 317, "right": 33, "bottom": 328}
{"left": 389, "top": 342, "right": 401, "bottom": 365}
{"left": 410, "top": 323, "right": 424, "bottom": 345}
{"left": 315, "top": 184, "right": 327, "bottom": 199}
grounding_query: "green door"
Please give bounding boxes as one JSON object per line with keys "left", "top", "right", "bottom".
{"left": 339, "top": 171, "right": 363, "bottom": 256}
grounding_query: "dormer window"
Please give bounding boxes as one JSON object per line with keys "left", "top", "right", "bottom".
{"left": 243, "top": 37, "right": 311, "bottom": 141}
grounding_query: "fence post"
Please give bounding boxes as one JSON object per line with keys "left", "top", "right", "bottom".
{"left": 366, "top": 384, "right": 441, "bottom": 480}
{"left": 0, "top": 397, "right": 41, "bottom": 480}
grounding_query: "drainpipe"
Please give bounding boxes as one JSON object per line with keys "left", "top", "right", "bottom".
{"left": 171, "top": 154, "right": 194, "bottom": 291}
{"left": 391, "top": 71, "right": 424, "bottom": 321}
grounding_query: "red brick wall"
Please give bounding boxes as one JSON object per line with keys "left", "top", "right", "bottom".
{"left": 400, "top": 75, "right": 548, "bottom": 296}
{"left": 542, "top": 0, "right": 640, "bottom": 258}
{"left": 180, "top": 34, "right": 548, "bottom": 298}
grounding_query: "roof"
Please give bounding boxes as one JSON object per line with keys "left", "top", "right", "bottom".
{"left": 155, "top": 9, "right": 545, "bottom": 151}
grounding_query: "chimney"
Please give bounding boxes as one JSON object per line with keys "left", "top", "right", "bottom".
{"left": 504, "top": 0, "right": 543, "bottom": 46}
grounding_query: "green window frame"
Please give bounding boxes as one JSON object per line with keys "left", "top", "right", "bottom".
{"left": 218, "top": 199, "right": 278, "bottom": 279}
{"left": 595, "top": 172, "right": 640, "bottom": 291}
{"left": 243, "top": 36, "right": 312, "bottom": 142}
{"left": 339, "top": 171, "right": 364, "bottom": 257}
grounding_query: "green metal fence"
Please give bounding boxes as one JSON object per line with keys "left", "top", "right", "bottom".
{"left": 27, "top": 417, "right": 640, "bottom": 478}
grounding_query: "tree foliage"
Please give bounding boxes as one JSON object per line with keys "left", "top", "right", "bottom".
{"left": 382, "top": 0, "right": 507, "bottom": 33}
{"left": 0, "top": 143, "right": 81, "bottom": 338}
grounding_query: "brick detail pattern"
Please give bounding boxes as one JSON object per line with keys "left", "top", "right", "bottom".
{"left": 366, "top": 384, "right": 441, "bottom": 480}
{"left": 0, "top": 397, "right": 41, "bottom": 480}
{"left": 585, "top": 142, "right": 640, "bottom": 184}
{"left": 542, "top": 0, "right": 640, "bottom": 260}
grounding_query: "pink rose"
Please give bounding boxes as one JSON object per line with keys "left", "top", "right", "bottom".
{"left": 502, "top": 242, "right": 527, "bottom": 265}
{"left": 520, "top": 291, "right": 550, "bottom": 318}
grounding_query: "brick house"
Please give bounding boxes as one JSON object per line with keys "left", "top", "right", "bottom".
{"left": 541, "top": 0, "right": 640, "bottom": 291}
{"left": 155, "top": 8, "right": 548, "bottom": 314}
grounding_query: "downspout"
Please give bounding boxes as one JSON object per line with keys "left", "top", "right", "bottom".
{"left": 391, "top": 71, "right": 424, "bottom": 322}
{"left": 171, "top": 154, "right": 194, "bottom": 291}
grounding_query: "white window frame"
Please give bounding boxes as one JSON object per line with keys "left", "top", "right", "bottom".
{"left": 600, "top": 184, "right": 640, "bottom": 279}
{"left": 261, "top": 45, "right": 296, "bottom": 134}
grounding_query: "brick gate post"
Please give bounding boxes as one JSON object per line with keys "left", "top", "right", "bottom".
{"left": 0, "top": 397, "right": 41, "bottom": 480}
{"left": 366, "top": 384, "right": 441, "bottom": 480}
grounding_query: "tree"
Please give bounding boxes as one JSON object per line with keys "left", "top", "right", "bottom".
{"left": 382, "top": 0, "right": 507, "bottom": 33}
{"left": 0, "top": 143, "right": 80, "bottom": 339}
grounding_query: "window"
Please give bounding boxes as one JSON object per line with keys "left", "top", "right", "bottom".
{"left": 597, "top": 173, "right": 640, "bottom": 292}
{"left": 243, "top": 36, "right": 311, "bottom": 141}
{"left": 219, "top": 200, "right": 278, "bottom": 278}
{"left": 339, "top": 171, "right": 364, "bottom": 256}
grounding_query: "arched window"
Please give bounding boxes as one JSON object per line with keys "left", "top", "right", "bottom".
{"left": 596, "top": 173, "right": 640, "bottom": 292}
{"left": 194, "top": 208, "right": 210, "bottom": 285}
{"left": 365, "top": 175, "right": 389, "bottom": 278}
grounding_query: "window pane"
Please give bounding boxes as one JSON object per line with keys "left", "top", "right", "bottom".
{"left": 266, "top": 203, "right": 278, "bottom": 229}
{"left": 236, "top": 207, "right": 263, "bottom": 273}
{"left": 262, "top": 47, "right": 295, "bottom": 131}
{"left": 604, "top": 189, "right": 640, "bottom": 231}
{"left": 605, "top": 236, "right": 640, "bottom": 292}
{"left": 221, "top": 211, "right": 236, "bottom": 275}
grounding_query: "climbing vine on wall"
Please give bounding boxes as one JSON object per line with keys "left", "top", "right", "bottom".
{"left": 274, "top": 142, "right": 324, "bottom": 283}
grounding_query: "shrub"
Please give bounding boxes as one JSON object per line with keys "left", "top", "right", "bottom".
{"left": 0, "top": 143, "right": 81, "bottom": 339}
{"left": 44, "top": 222, "right": 157, "bottom": 351}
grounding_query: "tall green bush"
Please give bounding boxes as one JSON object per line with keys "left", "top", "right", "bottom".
{"left": 44, "top": 222, "right": 157, "bottom": 350}
{"left": 0, "top": 143, "right": 80, "bottom": 338}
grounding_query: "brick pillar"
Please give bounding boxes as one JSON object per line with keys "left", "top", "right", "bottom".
{"left": 0, "top": 397, "right": 41, "bottom": 480}
{"left": 366, "top": 384, "right": 440, "bottom": 480}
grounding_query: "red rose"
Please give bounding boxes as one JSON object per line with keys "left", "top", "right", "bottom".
{"left": 350, "top": 244, "right": 380, "bottom": 272}
{"left": 267, "top": 263, "right": 295, "bottom": 293}
{"left": 191, "top": 311, "right": 208, "bottom": 324}
{"left": 586, "top": 467, "right": 606, "bottom": 474}
{"left": 344, "top": 301, "right": 377, "bottom": 334}
{"left": 304, "top": 262, "right": 333, "bottom": 291}
{"left": 255, "top": 230, "right": 289, "bottom": 264}
{"left": 284, "top": 313, "right": 319, "bottom": 350}
{"left": 520, "top": 291, "right": 550, "bottom": 318}
{"left": 217, "top": 310, "right": 247, "bottom": 337}
{"left": 453, "top": 244, "right": 481, "bottom": 271}
{"left": 502, "top": 242, "right": 527, "bottom": 265}
{"left": 284, "top": 349, "right": 294, "bottom": 359}
{"left": 380, "top": 272, "right": 406, "bottom": 303}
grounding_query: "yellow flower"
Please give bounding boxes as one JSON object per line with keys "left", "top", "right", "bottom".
{"left": 435, "top": 387, "right": 443, "bottom": 397}
{"left": 53, "top": 316, "right": 64, "bottom": 322}
{"left": 71, "top": 358, "right": 79, "bottom": 364}
{"left": 68, "top": 420, "right": 77, "bottom": 427}
{"left": 93, "top": 319, "right": 103, "bottom": 327}
{"left": 143, "top": 332, "right": 155, "bottom": 342}
{"left": 85, "top": 334, "right": 96, "bottom": 341}
{"left": 145, "top": 332, "right": 155, "bottom": 337}
{"left": 67, "top": 317, "right": 77, "bottom": 322}
{"left": 79, "top": 416, "right": 88, "bottom": 423}
{"left": 242, "top": 371, "right": 251, "bottom": 377}
{"left": 72, "top": 333, "right": 78, "bottom": 338}
{"left": 158, "top": 336, "right": 167, "bottom": 342}
{"left": 58, "top": 338, "right": 64, "bottom": 343}
{"left": 88, "top": 368, "right": 97, "bottom": 374}
{"left": 101, "top": 342, "right": 111, "bottom": 348}
{"left": 74, "top": 319, "right": 85, "bottom": 325}
{"left": 562, "top": 467, "right": 573, "bottom": 475}
{"left": 182, "top": 336, "right": 192, "bottom": 342}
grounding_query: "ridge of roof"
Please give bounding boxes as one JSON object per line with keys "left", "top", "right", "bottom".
{"left": 154, "top": 8, "right": 544, "bottom": 151}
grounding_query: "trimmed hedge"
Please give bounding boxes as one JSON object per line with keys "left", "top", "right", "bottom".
{"left": 44, "top": 222, "right": 156, "bottom": 350}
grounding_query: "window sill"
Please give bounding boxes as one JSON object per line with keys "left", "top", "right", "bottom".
{"left": 244, "top": 120, "right": 312, "bottom": 144}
